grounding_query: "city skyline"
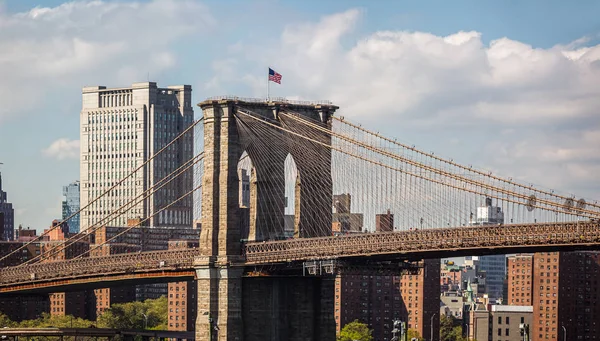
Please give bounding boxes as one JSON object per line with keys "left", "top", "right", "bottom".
{"left": 0, "top": 0, "right": 599, "bottom": 231}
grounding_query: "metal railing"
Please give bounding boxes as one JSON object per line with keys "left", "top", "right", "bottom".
{"left": 244, "top": 221, "right": 600, "bottom": 264}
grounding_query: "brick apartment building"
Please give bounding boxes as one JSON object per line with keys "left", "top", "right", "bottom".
{"left": 335, "top": 259, "right": 440, "bottom": 341}
{"left": 506, "top": 254, "right": 533, "bottom": 306}
{"left": 43, "top": 220, "right": 92, "bottom": 319}
{"left": 0, "top": 228, "right": 48, "bottom": 321}
{"left": 507, "top": 251, "right": 600, "bottom": 341}
{"left": 167, "top": 240, "right": 198, "bottom": 333}
{"left": 90, "top": 243, "right": 140, "bottom": 318}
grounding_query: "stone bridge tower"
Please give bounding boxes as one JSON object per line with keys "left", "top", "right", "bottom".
{"left": 195, "top": 98, "right": 338, "bottom": 341}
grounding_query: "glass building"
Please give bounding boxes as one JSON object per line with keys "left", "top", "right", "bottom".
{"left": 62, "top": 181, "right": 80, "bottom": 233}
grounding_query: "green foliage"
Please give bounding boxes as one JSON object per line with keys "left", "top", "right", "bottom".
{"left": 0, "top": 296, "right": 167, "bottom": 331}
{"left": 0, "top": 313, "right": 17, "bottom": 328}
{"left": 440, "top": 314, "right": 470, "bottom": 341}
{"left": 337, "top": 320, "right": 373, "bottom": 341}
{"left": 97, "top": 296, "right": 168, "bottom": 330}
{"left": 407, "top": 328, "right": 424, "bottom": 341}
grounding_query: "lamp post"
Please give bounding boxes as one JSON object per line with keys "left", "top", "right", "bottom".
{"left": 430, "top": 313, "right": 436, "bottom": 341}
{"left": 562, "top": 325, "right": 566, "bottom": 341}
{"left": 141, "top": 313, "right": 148, "bottom": 330}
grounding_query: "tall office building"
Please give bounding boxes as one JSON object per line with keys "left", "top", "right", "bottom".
{"left": 80, "top": 82, "right": 194, "bottom": 231}
{"left": 62, "top": 181, "right": 81, "bottom": 233}
{"left": 468, "top": 198, "right": 506, "bottom": 300}
{"left": 0, "top": 172, "right": 14, "bottom": 240}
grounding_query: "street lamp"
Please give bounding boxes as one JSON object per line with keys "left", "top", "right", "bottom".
{"left": 519, "top": 323, "right": 529, "bottom": 341}
{"left": 562, "top": 325, "right": 566, "bottom": 341}
{"left": 430, "top": 313, "right": 436, "bottom": 341}
{"left": 141, "top": 313, "right": 148, "bottom": 330}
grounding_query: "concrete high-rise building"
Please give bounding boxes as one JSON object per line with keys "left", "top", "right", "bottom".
{"left": 506, "top": 254, "right": 533, "bottom": 306}
{"left": 62, "top": 181, "right": 81, "bottom": 233}
{"left": 0, "top": 172, "right": 15, "bottom": 240}
{"left": 468, "top": 198, "right": 506, "bottom": 300}
{"left": 80, "top": 82, "right": 194, "bottom": 231}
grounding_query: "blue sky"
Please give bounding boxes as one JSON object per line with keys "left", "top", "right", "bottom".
{"left": 0, "top": 0, "right": 599, "bottom": 231}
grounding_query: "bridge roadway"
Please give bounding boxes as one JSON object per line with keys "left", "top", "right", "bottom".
{"left": 1, "top": 221, "right": 599, "bottom": 294}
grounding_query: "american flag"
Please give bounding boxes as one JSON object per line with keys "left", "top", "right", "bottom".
{"left": 268, "top": 68, "right": 282, "bottom": 84}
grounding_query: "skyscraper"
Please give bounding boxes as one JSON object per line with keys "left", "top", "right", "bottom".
{"left": 62, "top": 181, "right": 81, "bottom": 233}
{"left": 0, "top": 172, "right": 14, "bottom": 240}
{"left": 80, "top": 82, "right": 194, "bottom": 231}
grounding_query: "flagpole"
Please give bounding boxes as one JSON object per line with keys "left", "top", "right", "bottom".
{"left": 267, "top": 67, "right": 270, "bottom": 101}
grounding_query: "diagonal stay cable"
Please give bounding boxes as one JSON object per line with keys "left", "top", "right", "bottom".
{"left": 0, "top": 118, "right": 203, "bottom": 264}
{"left": 20, "top": 152, "right": 204, "bottom": 266}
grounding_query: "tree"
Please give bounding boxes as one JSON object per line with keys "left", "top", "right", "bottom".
{"left": 440, "top": 315, "right": 471, "bottom": 341}
{"left": 337, "top": 320, "right": 373, "bottom": 341}
{"left": 407, "top": 328, "right": 424, "bottom": 341}
{"left": 97, "top": 296, "right": 168, "bottom": 330}
{"left": 0, "top": 313, "right": 16, "bottom": 328}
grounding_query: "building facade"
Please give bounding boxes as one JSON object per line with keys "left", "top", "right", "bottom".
{"left": 507, "top": 254, "right": 533, "bottom": 306}
{"left": 80, "top": 82, "right": 194, "bottom": 231}
{"left": 167, "top": 240, "right": 198, "bottom": 333}
{"left": 62, "top": 181, "right": 81, "bottom": 233}
{"left": 465, "top": 305, "right": 533, "bottom": 341}
{"left": 0, "top": 172, "right": 15, "bottom": 240}
{"left": 334, "top": 259, "right": 440, "bottom": 341}
{"left": 468, "top": 198, "right": 506, "bottom": 300}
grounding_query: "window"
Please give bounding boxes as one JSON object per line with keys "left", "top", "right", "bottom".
{"left": 506, "top": 317, "right": 510, "bottom": 324}
{"left": 498, "top": 316, "right": 502, "bottom": 324}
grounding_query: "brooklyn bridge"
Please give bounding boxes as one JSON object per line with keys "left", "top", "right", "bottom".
{"left": 1, "top": 98, "right": 599, "bottom": 341}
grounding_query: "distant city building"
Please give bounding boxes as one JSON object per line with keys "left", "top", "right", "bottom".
{"left": 239, "top": 168, "right": 250, "bottom": 208}
{"left": 62, "top": 181, "right": 81, "bottom": 233}
{"left": 332, "top": 193, "right": 363, "bottom": 234}
{"left": 467, "top": 198, "right": 506, "bottom": 300}
{"left": 464, "top": 304, "right": 533, "bottom": 341}
{"left": 43, "top": 220, "right": 91, "bottom": 319}
{"left": 80, "top": 82, "right": 194, "bottom": 231}
{"left": 0, "top": 172, "right": 15, "bottom": 240}
{"left": 375, "top": 209, "right": 394, "bottom": 232}
{"left": 0, "top": 232, "right": 47, "bottom": 321}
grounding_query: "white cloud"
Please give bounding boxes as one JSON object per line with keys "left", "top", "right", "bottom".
{"left": 42, "top": 138, "right": 80, "bottom": 160}
{"left": 213, "top": 9, "right": 600, "bottom": 200}
{"left": 0, "top": 0, "right": 214, "bottom": 122}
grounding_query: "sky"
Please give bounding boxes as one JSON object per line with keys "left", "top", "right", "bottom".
{"left": 0, "top": 0, "right": 599, "bottom": 231}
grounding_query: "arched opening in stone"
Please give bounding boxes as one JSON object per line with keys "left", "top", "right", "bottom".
{"left": 285, "top": 153, "right": 299, "bottom": 238}
{"left": 237, "top": 151, "right": 254, "bottom": 241}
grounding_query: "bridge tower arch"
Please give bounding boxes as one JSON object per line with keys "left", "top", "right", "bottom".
{"left": 196, "top": 99, "right": 338, "bottom": 341}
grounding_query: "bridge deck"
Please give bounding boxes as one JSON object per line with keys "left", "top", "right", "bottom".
{"left": 1, "top": 221, "right": 599, "bottom": 293}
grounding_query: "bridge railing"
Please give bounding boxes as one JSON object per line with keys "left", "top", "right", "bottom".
{"left": 0, "top": 249, "right": 201, "bottom": 286}
{"left": 244, "top": 221, "right": 600, "bottom": 264}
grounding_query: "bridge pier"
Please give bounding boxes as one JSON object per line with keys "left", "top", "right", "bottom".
{"left": 242, "top": 276, "right": 335, "bottom": 341}
{"left": 195, "top": 257, "right": 244, "bottom": 341}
